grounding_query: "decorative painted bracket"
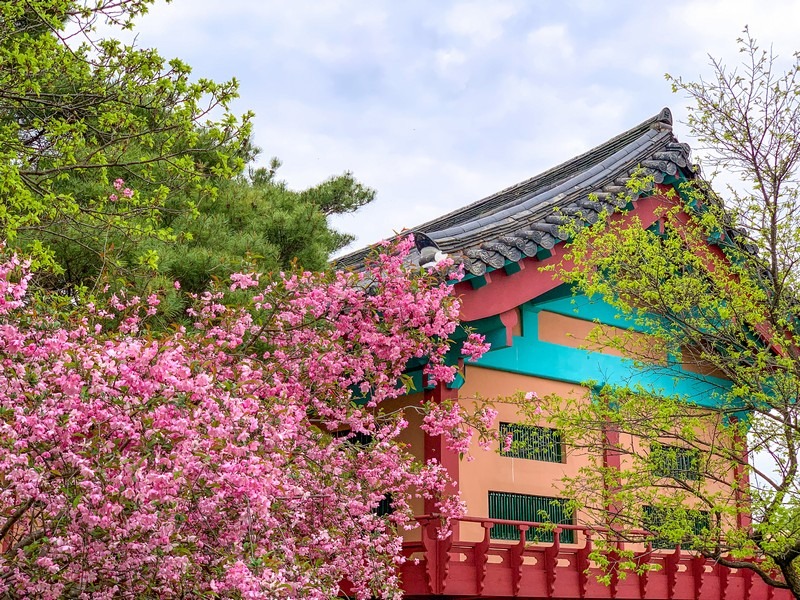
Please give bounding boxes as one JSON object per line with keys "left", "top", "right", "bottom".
{"left": 692, "top": 555, "right": 707, "bottom": 599}
{"left": 510, "top": 524, "right": 529, "bottom": 596}
{"left": 475, "top": 521, "right": 493, "bottom": 595}
{"left": 420, "top": 518, "right": 451, "bottom": 595}
{"left": 636, "top": 542, "right": 653, "bottom": 598}
{"left": 576, "top": 531, "right": 593, "bottom": 598}
{"left": 544, "top": 527, "right": 562, "bottom": 597}
{"left": 665, "top": 545, "right": 682, "bottom": 600}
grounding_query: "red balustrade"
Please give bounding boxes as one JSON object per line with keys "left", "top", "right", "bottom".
{"left": 398, "top": 516, "right": 793, "bottom": 599}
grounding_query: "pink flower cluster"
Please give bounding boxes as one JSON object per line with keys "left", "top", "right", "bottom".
{"left": 461, "top": 332, "right": 490, "bottom": 361}
{"left": 0, "top": 238, "right": 488, "bottom": 599}
{"left": 525, "top": 390, "right": 544, "bottom": 415}
{"left": 109, "top": 178, "right": 134, "bottom": 202}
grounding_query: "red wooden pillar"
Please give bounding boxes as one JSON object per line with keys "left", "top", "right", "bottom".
{"left": 419, "top": 381, "right": 461, "bottom": 596}
{"left": 423, "top": 381, "right": 461, "bottom": 535}
{"left": 731, "top": 417, "right": 752, "bottom": 530}
{"left": 602, "top": 416, "right": 623, "bottom": 524}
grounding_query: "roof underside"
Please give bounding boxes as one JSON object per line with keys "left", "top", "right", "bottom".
{"left": 335, "top": 107, "right": 696, "bottom": 276}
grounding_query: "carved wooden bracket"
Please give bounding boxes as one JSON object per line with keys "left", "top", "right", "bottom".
{"left": 510, "top": 524, "right": 529, "bottom": 596}
{"left": 691, "top": 555, "right": 707, "bottom": 599}
{"left": 475, "top": 521, "right": 493, "bottom": 595}
{"left": 544, "top": 527, "right": 562, "bottom": 598}
{"left": 420, "top": 518, "right": 438, "bottom": 594}
{"left": 576, "top": 531, "right": 593, "bottom": 598}
{"left": 665, "top": 545, "right": 682, "bottom": 600}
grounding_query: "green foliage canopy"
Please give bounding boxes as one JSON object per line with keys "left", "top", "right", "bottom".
{"left": 28, "top": 156, "right": 375, "bottom": 301}
{"left": 536, "top": 30, "right": 800, "bottom": 595}
{"left": 1, "top": 1, "right": 376, "bottom": 310}
{"left": 0, "top": 0, "right": 252, "bottom": 271}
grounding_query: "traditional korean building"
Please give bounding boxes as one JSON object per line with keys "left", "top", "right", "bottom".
{"left": 336, "top": 108, "right": 790, "bottom": 600}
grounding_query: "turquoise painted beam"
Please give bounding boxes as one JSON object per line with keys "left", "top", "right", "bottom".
{"left": 522, "top": 285, "right": 652, "bottom": 333}
{"left": 465, "top": 284, "right": 733, "bottom": 408}
{"left": 471, "top": 335, "right": 730, "bottom": 408}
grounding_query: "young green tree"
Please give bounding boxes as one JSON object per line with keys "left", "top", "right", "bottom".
{"left": 3, "top": 2, "right": 374, "bottom": 299}
{"left": 537, "top": 30, "right": 800, "bottom": 596}
{"left": 0, "top": 0, "right": 252, "bottom": 273}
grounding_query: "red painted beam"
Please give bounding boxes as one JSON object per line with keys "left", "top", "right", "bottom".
{"left": 455, "top": 195, "right": 666, "bottom": 322}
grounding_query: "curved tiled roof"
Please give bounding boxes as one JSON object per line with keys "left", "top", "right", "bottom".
{"left": 335, "top": 107, "right": 696, "bottom": 276}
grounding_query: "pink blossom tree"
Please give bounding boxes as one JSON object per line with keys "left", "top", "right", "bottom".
{"left": 0, "top": 238, "right": 488, "bottom": 599}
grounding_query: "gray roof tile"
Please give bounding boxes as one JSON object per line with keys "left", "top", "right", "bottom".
{"left": 335, "top": 108, "right": 695, "bottom": 275}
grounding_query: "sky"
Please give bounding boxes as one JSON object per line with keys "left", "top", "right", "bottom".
{"left": 113, "top": 0, "right": 800, "bottom": 255}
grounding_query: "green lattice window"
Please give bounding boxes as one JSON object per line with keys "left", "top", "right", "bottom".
{"left": 500, "top": 423, "right": 564, "bottom": 463}
{"left": 642, "top": 506, "right": 710, "bottom": 549}
{"left": 488, "top": 491, "right": 574, "bottom": 543}
{"left": 375, "top": 493, "right": 393, "bottom": 517}
{"left": 650, "top": 444, "right": 700, "bottom": 480}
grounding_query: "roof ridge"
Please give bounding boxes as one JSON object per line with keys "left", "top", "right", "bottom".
{"left": 334, "top": 107, "right": 680, "bottom": 271}
{"left": 427, "top": 128, "right": 667, "bottom": 242}
{"left": 407, "top": 108, "right": 673, "bottom": 236}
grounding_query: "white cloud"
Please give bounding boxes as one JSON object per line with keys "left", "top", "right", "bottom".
{"left": 78, "top": 0, "right": 800, "bottom": 250}
{"left": 526, "top": 24, "right": 574, "bottom": 72}
{"left": 435, "top": 48, "right": 467, "bottom": 72}
{"left": 439, "top": 1, "right": 520, "bottom": 46}
{"left": 664, "top": 0, "right": 800, "bottom": 62}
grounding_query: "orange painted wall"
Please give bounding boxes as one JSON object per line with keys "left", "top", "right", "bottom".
{"left": 457, "top": 366, "right": 592, "bottom": 543}
{"left": 453, "top": 369, "right": 738, "bottom": 544}
{"left": 680, "top": 344, "right": 729, "bottom": 379}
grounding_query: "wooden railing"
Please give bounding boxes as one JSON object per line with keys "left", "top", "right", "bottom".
{"left": 398, "top": 515, "right": 793, "bottom": 599}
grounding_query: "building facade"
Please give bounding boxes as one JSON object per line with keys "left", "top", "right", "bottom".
{"left": 338, "top": 108, "right": 791, "bottom": 600}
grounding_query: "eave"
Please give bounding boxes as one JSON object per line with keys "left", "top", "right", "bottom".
{"left": 334, "top": 107, "right": 695, "bottom": 280}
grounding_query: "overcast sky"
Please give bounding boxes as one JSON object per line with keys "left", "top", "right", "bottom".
{"left": 118, "top": 0, "right": 800, "bottom": 254}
